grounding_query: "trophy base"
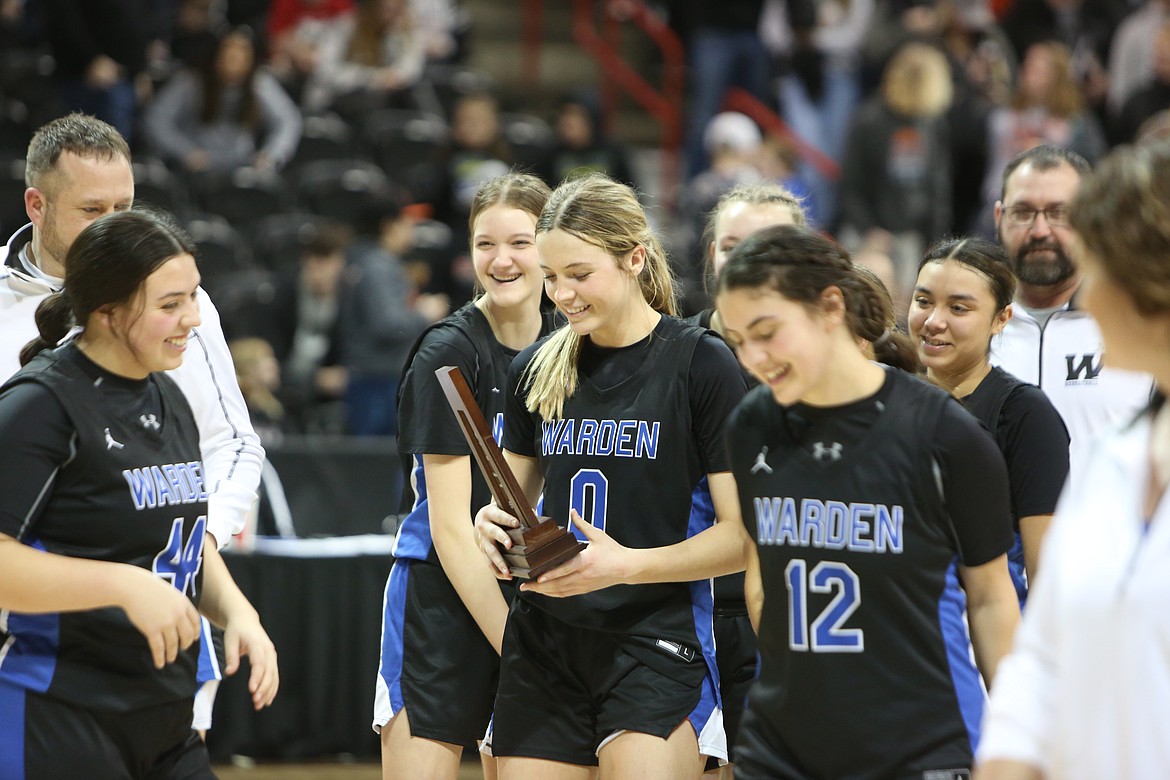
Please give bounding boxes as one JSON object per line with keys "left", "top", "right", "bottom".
{"left": 503, "top": 517, "right": 587, "bottom": 580}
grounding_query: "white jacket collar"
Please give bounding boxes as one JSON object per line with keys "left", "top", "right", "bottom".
{"left": 1, "top": 224, "right": 62, "bottom": 295}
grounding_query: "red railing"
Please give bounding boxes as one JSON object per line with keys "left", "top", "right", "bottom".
{"left": 521, "top": 2, "right": 837, "bottom": 200}
{"left": 571, "top": 0, "right": 686, "bottom": 206}
{"left": 721, "top": 87, "right": 841, "bottom": 181}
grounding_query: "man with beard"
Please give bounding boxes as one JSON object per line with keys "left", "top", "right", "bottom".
{"left": 991, "top": 144, "right": 1152, "bottom": 482}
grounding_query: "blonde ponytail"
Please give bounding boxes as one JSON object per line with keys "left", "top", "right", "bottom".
{"left": 523, "top": 173, "right": 675, "bottom": 419}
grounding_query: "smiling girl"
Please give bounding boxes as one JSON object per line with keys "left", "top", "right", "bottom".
{"left": 375, "top": 173, "right": 556, "bottom": 780}
{"left": 0, "top": 209, "right": 277, "bottom": 779}
{"left": 909, "top": 237, "right": 1069, "bottom": 601}
{"left": 688, "top": 183, "right": 804, "bottom": 779}
{"left": 716, "top": 224, "right": 1019, "bottom": 780}
{"left": 474, "top": 173, "right": 749, "bottom": 779}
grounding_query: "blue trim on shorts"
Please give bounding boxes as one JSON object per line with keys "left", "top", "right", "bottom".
{"left": 687, "top": 477, "right": 722, "bottom": 729}
{"left": 939, "top": 558, "right": 984, "bottom": 752}
{"left": 0, "top": 540, "right": 58, "bottom": 693}
{"left": 196, "top": 617, "right": 221, "bottom": 685}
{"left": 0, "top": 678, "right": 26, "bottom": 779}
{"left": 378, "top": 558, "right": 412, "bottom": 716}
{"left": 392, "top": 455, "right": 434, "bottom": 561}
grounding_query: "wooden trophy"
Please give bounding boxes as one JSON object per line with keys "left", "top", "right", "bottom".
{"left": 435, "top": 366, "right": 585, "bottom": 579}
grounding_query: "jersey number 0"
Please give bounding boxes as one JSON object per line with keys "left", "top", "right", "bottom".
{"left": 569, "top": 469, "right": 609, "bottom": 541}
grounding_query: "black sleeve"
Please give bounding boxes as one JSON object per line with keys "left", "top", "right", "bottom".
{"left": 999, "top": 384, "right": 1070, "bottom": 519}
{"left": 395, "top": 326, "right": 480, "bottom": 456}
{"left": 724, "top": 386, "right": 768, "bottom": 480}
{"left": 689, "top": 333, "right": 749, "bottom": 474}
{"left": 503, "top": 344, "right": 540, "bottom": 458}
{"left": 932, "top": 400, "right": 1015, "bottom": 567}
{"left": 0, "top": 382, "right": 74, "bottom": 540}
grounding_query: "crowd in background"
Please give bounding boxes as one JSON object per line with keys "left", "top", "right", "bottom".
{"left": 0, "top": 0, "right": 1163, "bottom": 438}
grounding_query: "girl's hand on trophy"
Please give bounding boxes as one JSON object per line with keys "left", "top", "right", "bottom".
{"left": 474, "top": 502, "right": 518, "bottom": 579}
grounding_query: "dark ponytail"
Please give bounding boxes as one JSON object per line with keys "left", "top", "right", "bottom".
{"left": 719, "top": 224, "right": 919, "bottom": 372}
{"left": 870, "top": 328, "right": 920, "bottom": 373}
{"left": 19, "top": 292, "right": 74, "bottom": 366}
{"left": 853, "top": 264, "right": 921, "bottom": 373}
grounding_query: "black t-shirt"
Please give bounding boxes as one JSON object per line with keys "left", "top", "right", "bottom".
{"left": 962, "top": 365, "right": 1069, "bottom": 602}
{"left": 0, "top": 344, "right": 205, "bottom": 712}
{"left": 726, "top": 367, "right": 1013, "bottom": 778}
{"left": 504, "top": 316, "right": 747, "bottom": 680}
{"left": 962, "top": 366, "right": 1069, "bottom": 522}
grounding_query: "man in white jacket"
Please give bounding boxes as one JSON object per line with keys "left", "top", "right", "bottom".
{"left": 0, "top": 112, "right": 266, "bottom": 736}
{"left": 991, "top": 144, "right": 1152, "bottom": 484}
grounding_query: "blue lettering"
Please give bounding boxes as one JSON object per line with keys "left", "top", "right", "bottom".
{"left": 541, "top": 420, "right": 564, "bottom": 456}
{"left": 778, "top": 497, "right": 800, "bottom": 546}
{"left": 172, "top": 463, "right": 198, "bottom": 502}
{"left": 577, "top": 419, "right": 599, "bottom": 455}
{"left": 753, "top": 496, "right": 905, "bottom": 554}
{"left": 848, "top": 503, "right": 875, "bottom": 552}
{"left": 596, "top": 420, "right": 617, "bottom": 456}
{"left": 800, "top": 499, "right": 825, "bottom": 547}
{"left": 188, "top": 461, "right": 208, "bottom": 502}
{"left": 124, "top": 462, "right": 209, "bottom": 509}
{"left": 555, "top": 419, "right": 575, "bottom": 455}
{"left": 635, "top": 421, "right": 659, "bottom": 459}
{"left": 754, "top": 497, "right": 781, "bottom": 544}
{"left": 875, "top": 505, "right": 904, "bottom": 553}
{"left": 615, "top": 421, "right": 636, "bottom": 457}
{"left": 151, "top": 466, "right": 175, "bottom": 507}
{"left": 123, "top": 468, "right": 158, "bottom": 510}
{"left": 824, "top": 501, "right": 848, "bottom": 550}
{"left": 163, "top": 465, "right": 186, "bottom": 506}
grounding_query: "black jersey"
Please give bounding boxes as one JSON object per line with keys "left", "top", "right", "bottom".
{"left": 726, "top": 368, "right": 1013, "bottom": 778}
{"left": 686, "top": 307, "right": 754, "bottom": 605}
{"left": 393, "top": 303, "right": 558, "bottom": 563}
{"left": 504, "top": 316, "right": 746, "bottom": 679}
{"left": 962, "top": 366, "right": 1069, "bottom": 603}
{"left": 0, "top": 344, "right": 206, "bottom": 712}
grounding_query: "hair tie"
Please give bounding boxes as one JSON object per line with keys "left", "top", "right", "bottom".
{"left": 57, "top": 324, "right": 85, "bottom": 347}
{"left": 872, "top": 329, "right": 892, "bottom": 349}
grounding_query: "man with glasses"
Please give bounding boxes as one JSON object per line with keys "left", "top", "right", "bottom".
{"left": 993, "top": 144, "right": 1152, "bottom": 482}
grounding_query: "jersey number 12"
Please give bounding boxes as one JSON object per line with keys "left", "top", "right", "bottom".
{"left": 785, "top": 559, "right": 863, "bottom": 652}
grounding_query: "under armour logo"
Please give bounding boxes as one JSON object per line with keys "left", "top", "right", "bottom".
{"left": 491, "top": 387, "right": 501, "bottom": 394}
{"left": 140, "top": 414, "right": 160, "bottom": 431}
{"left": 751, "top": 446, "right": 773, "bottom": 474}
{"left": 812, "top": 441, "right": 843, "bottom": 461}
{"left": 104, "top": 428, "right": 124, "bottom": 450}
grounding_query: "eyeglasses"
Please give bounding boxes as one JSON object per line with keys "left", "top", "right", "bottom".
{"left": 1003, "top": 205, "right": 1070, "bottom": 228}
